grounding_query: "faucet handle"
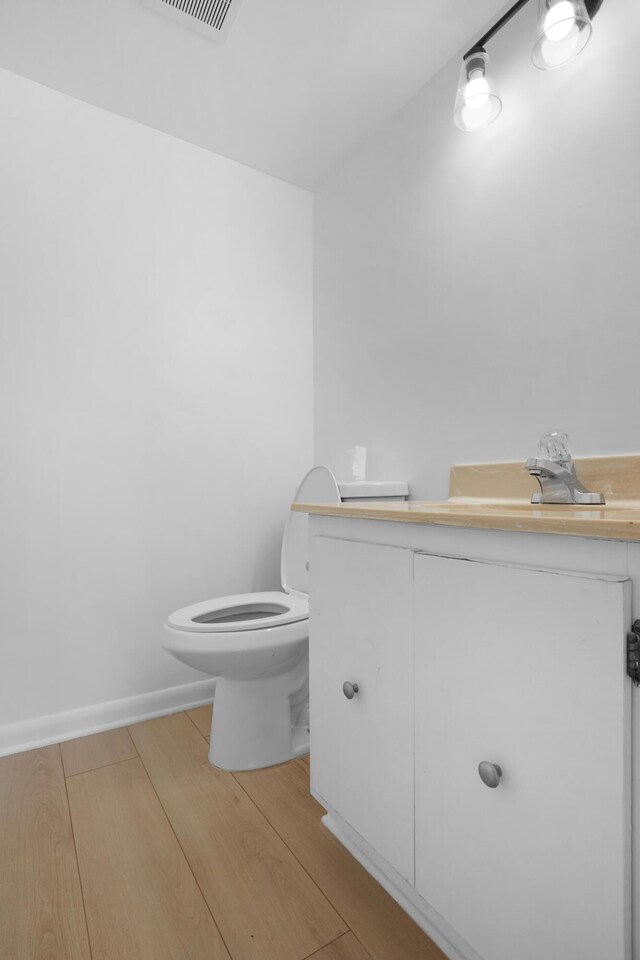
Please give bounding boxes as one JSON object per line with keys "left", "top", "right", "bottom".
{"left": 538, "top": 430, "right": 572, "bottom": 464}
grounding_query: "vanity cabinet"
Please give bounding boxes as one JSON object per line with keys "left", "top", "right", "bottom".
{"left": 414, "top": 554, "right": 631, "bottom": 960}
{"left": 309, "top": 532, "right": 633, "bottom": 960}
{"left": 309, "top": 537, "right": 415, "bottom": 883}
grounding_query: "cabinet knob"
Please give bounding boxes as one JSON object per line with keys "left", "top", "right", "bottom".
{"left": 342, "top": 681, "right": 359, "bottom": 700}
{"left": 478, "top": 761, "right": 502, "bottom": 789}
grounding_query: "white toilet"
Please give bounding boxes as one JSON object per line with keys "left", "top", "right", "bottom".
{"left": 164, "top": 467, "right": 409, "bottom": 771}
{"left": 163, "top": 465, "right": 341, "bottom": 771}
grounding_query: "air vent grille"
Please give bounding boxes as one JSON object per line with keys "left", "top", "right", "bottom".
{"left": 161, "top": 0, "right": 232, "bottom": 31}
{"left": 142, "top": 0, "right": 245, "bottom": 42}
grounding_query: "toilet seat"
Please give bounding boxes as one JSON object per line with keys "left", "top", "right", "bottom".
{"left": 167, "top": 465, "right": 340, "bottom": 639}
{"left": 167, "top": 590, "right": 308, "bottom": 634}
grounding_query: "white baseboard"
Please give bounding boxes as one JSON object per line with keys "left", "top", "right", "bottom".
{"left": 0, "top": 678, "right": 217, "bottom": 757}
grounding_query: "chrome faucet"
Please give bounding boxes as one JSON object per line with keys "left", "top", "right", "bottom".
{"left": 525, "top": 432, "right": 605, "bottom": 505}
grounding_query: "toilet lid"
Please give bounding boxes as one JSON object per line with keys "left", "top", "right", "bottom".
{"left": 281, "top": 465, "right": 340, "bottom": 597}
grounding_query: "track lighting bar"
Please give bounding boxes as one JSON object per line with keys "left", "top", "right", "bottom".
{"left": 465, "top": 0, "right": 602, "bottom": 58}
{"left": 465, "top": 0, "right": 533, "bottom": 59}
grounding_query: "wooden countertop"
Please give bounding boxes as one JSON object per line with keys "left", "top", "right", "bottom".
{"left": 292, "top": 454, "right": 640, "bottom": 542}
{"left": 291, "top": 498, "right": 640, "bottom": 541}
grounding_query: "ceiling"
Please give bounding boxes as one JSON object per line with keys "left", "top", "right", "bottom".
{"left": 0, "top": 0, "right": 507, "bottom": 189}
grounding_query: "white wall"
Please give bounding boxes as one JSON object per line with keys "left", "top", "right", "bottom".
{"left": 314, "top": 0, "right": 640, "bottom": 497}
{"left": 0, "top": 69, "right": 313, "bottom": 744}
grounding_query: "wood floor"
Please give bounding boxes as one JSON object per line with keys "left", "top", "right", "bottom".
{"left": 0, "top": 706, "right": 446, "bottom": 960}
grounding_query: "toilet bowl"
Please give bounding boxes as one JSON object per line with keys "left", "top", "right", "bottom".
{"left": 163, "top": 465, "right": 341, "bottom": 772}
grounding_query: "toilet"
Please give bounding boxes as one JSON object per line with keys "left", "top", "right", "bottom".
{"left": 163, "top": 466, "right": 409, "bottom": 772}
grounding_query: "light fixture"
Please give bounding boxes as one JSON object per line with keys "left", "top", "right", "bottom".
{"left": 454, "top": 50, "right": 502, "bottom": 132}
{"left": 454, "top": 0, "right": 604, "bottom": 131}
{"left": 531, "top": 0, "right": 592, "bottom": 69}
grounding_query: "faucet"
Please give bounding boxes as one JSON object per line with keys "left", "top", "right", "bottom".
{"left": 525, "top": 432, "right": 605, "bottom": 505}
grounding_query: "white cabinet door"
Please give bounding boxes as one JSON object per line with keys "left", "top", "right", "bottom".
{"left": 414, "top": 554, "right": 631, "bottom": 960}
{"left": 310, "top": 537, "right": 414, "bottom": 883}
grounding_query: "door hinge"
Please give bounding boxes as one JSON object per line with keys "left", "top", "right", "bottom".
{"left": 627, "top": 621, "right": 640, "bottom": 685}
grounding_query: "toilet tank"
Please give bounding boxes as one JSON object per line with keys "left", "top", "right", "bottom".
{"left": 337, "top": 480, "right": 409, "bottom": 503}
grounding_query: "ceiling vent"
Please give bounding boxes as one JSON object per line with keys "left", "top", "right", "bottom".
{"left": 142, "top": 0, "right": 245, "bottom": 42}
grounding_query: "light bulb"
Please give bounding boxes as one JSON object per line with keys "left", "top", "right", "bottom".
{"left": 543, "top": 1, "right": 576, "bottom": 42}
{"left": 454, "top": 50, "right": 502, "bottom": 131}
{"left": 531, "top": 0, "right": 592, "bottom": 69}
{"left": 461, "top": 104, "right": 490, "bottom": 130}
{"left": 464, "top": 70, "right": 490, "bottom": 110}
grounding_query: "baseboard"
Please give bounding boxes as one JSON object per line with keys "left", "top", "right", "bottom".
{"left": 320, "top": 810, "right": 481, "bottom": 960}
{"left": 0, "top": 677, "right": 217, "bottom": 757}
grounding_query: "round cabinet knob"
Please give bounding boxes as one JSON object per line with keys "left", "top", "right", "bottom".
{"left": 342, "top": 681, "right": 359, "bottom": 700}
{"left": 478, "top": 761, "right": 502, "bottom": 789}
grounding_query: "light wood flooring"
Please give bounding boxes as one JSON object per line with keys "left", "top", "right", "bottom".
{"left": 0, "top": 705, "right": 445, "bottom": 960}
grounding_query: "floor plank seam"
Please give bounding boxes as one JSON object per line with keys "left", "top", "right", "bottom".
{"left": 230, "top": 768, "right": 353, "bottom": 940}
{"left": 347, "top": 932, "right": 375, "bottom": 960}
{"left": 127, "top": 724, "right": 235, "bottom": 960}
{"left": 60, "top": 744, "right": 95, "bottom": 960}
{"left": 300, "top": 930, "right": 357, "bottom": 960}
{"left": 185, "top": 711, "right": 210, "bottom": 741}
{"left": 64, "top": 753, "right": 140, "bottom": 780}
{"left": 351, "top": 934, "right": 376, "bottom": 960}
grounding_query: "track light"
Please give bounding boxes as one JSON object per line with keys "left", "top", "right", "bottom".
{"left": 532, "top": 0, "right": 592, "bottom": 69}
{"left": 454, "top": 0, "right": 604, "bottom": 132}
{"left": 454, "top": 50, "right": 502, "bottom": 132}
